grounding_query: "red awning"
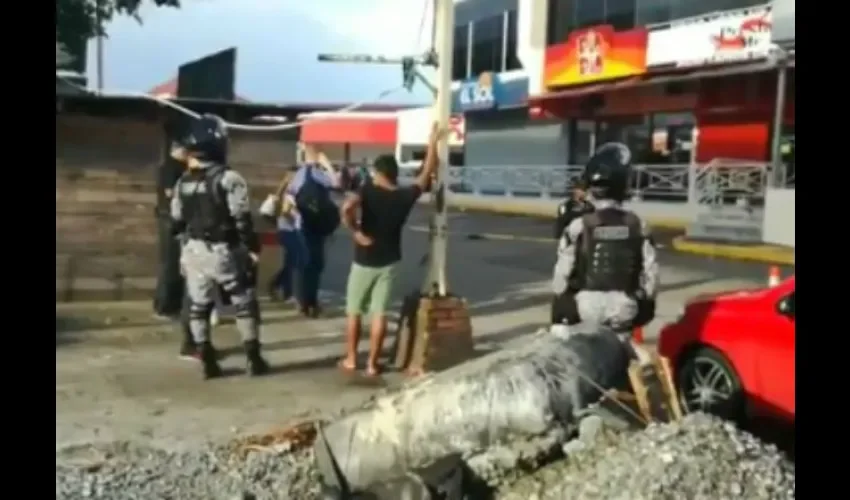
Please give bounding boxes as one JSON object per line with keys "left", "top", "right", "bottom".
{"left": 299, "top": 116, "right": 397, "bottom": 145}
{"left": 528, "top": 60, "right": 779, "bottom": 104}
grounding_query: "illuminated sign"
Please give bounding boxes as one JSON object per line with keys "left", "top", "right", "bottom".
{"left": 544, "top": 26, "right": 648, "bottom": 87}
{"left": 646, "top": 6, "right": 773, "bottom": 67}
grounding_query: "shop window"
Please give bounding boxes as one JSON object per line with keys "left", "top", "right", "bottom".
{"left": 408, "top": 149, "right": 465, "bottom": 166}
{"left": 636, "top": 0, "right": 672, "bottom": 26}
{"left": 671, "top": 0, "right": 765, "bottom": 21}
{"left": 606, "top": 0, "right": 637, "bottom": 31}
{"left": 575, "top": 0, "right": 606, "bottom": 30}
{"left": 569, "top": 120, "right": 596, "bottom": 165}
{"left": 506, "top": 10, "right": 523, "bottom": 71}
{"left": 452, "top": 24, "right": 470, "bottom": 81}
{"left": 471, "top": 14, "right": 505, "bottom": 76}
{"left": 449, "top": 151, "right": 466, "bottom": 166}
{"left": 546, "top": 0, "right": 574, "bottom": 45}
{"left": 650, "top": 112, "right": 695, "bottom": 163}
{"left": 596, "top": 116, "right": 651, "bottom": 163}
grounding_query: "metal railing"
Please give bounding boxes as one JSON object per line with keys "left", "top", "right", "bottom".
{"left": 400, "top": 162, "right": 793, "bottom": 204}
{"left": 691, "top": 159, "right": 789, "bottom": 209}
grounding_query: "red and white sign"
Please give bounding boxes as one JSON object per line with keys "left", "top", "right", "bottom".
{"left": 646, "top": 6, "right": 773, "bottom": 68}
{"left": 396, "top": 107, "right": 465, "bottom": 147}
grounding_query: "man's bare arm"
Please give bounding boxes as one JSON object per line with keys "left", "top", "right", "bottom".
{"left": 340, "top": 193, "right": 362, "bottom": 232}
{"left": 414, "top": 123, "right": 447, "bottom": 191}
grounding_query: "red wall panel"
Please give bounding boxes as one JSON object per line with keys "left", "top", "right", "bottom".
{"left": 695, "top": 70, "right": 794, "bottom": 162}
{"left": 696, "top": 118, "right": 769, "bottom": 162}
{"left": 300, "top": 118, "right": 397, "bottom": 145}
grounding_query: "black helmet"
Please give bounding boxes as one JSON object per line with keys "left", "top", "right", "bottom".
{"left": 582, "top": 142, "right": 632, "bottom": 201}
{"left": 180, "top": 113, "right": 228, "bottom": 163}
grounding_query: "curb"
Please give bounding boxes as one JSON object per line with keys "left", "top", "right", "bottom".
{"left": 671, "top": 236, "right": 795, "bottom": 265}
{"left": 443, "top": 197, "right": 690, "bottom": 230}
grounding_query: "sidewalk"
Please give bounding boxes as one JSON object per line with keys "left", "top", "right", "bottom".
{"left": 671, "top": 237, "right": 795, "bottom": 265}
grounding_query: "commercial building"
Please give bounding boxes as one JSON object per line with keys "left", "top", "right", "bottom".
{"left": 451, "top": 0, "right": 795, "bottom": 169}
{"left": 451, "top": 0, "right": 570, "bottom": 167}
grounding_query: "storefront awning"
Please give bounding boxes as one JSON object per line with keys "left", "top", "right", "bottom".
{"left": 527, "top": 60, "right": 781, "bottom": 104}
{"left": 299, "top": 114, "right": 397, "bottom": 145}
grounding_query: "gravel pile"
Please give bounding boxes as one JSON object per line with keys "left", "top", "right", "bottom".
{"left": 56, "top": 413, "right": 793, "bottom": 500}
{"left": 498, "top": 413, "right": 795, "bottom": 500}
{"left": 56, "top": 441, "right": 324, "bottom": 500}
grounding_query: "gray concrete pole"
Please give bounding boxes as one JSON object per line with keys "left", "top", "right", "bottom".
{"left": 422, "top": 0, "right": 455, "bottom": 297}
{"left": 770, "top": 47, "right": 788, "bottom": 188}
{"left": 770, "top": 55, "right": 788, "bottom": 185}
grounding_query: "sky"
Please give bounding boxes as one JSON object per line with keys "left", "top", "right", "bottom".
{"left": 86, "top": 0, "right": 454, "bottom": 106}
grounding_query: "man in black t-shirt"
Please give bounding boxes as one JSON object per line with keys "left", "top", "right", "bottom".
{"left": 338, "top": 124, "right": 446, "bottom": 377}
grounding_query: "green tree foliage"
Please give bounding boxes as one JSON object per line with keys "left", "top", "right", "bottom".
{"left": 56, "top": 0, "right": 180, "bottom": 61}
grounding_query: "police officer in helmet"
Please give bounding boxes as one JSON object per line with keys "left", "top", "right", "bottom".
{"left": 554, "top": 179, "right": 593, "bottom": 240}
{"left": 170, "top": 113, "right": 270, "bottom": 379}
{"left": 550, "top": 142, "right": 659, "bottom": 336}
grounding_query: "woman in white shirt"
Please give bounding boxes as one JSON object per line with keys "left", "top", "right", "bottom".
{"left": 260, "top": 167, "right": 304, "bottom": 303}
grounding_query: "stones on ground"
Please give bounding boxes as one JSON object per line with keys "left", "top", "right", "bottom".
{"left": 56, "top": 414, "right": 793, "bottom": 500}
{"left": 499, "top": 413, "right": 794, "bottom": 500}
{"left": 56, "top": 441, "right": 325, "bottom": 500}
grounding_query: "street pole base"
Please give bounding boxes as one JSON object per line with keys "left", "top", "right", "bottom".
{"left": 392, "top": 293, "right": 474, "bottom": 377}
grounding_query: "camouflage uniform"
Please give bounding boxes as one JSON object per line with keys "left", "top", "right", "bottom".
{"left": 170, "top": 113, "right": 269, "bottom": 379}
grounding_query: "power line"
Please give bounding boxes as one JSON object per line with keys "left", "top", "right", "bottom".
{"left": 56, "top": 75, "right": 405, "bottom": 132}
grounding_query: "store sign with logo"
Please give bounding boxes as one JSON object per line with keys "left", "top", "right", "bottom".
{"left": 544, "top": 25, "right": 648, "bottom": 87}
{"left": 646, "top": 6, "right": 773, "bottom": 68}
{"left": 459, "top": 72, "right": 503, "bottom": 111}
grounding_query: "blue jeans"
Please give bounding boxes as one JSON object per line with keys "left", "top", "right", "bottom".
{"left": 271, "top": 229, "right": 303, "bottom": 299}
{"left": 298, "top": 230, "right": 326, "bottom": 308}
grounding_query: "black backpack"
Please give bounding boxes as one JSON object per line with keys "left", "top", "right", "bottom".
{"left": 295, "top": 166, "right": 340, "bottom": 237}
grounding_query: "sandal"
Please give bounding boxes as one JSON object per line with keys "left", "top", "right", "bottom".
{"left": 364, "top": 364, "right": 384, "bottom": 378}
{"left": 337, "top": 359, "right": 357, "bottom": 373}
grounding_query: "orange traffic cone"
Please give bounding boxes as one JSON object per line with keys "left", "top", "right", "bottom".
{"left": 632, "top": 325, "right": 645, "bottom": 344}
{"left": 767, "top": 266, "right": 781, "bottom": 287}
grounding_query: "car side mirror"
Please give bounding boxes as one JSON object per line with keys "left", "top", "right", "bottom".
{"left": 777, "top": 297, "right": 794, "bottom": 317}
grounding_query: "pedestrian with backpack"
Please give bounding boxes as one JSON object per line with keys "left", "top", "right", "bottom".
{"left": 260, "top": 165, "right": 303, "bottom": 304}
{"left": 287, "top": 146, "right": 341, "bottom": 317}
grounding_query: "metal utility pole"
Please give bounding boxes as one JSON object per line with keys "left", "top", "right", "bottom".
{"left": 423, "top": 0, "right": 454, "bottom": 297}
{"left": 769, "top": 47, "right": 789, "bottom": 185}
{"left": 95, "top": 0, "right": 104, "bottom": 91}
{"left": 317, "top": 0, "right": 455, "bottom": 296}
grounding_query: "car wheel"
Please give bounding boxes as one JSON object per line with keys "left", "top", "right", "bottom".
{"left": 677, "top": 347, "right": 745, "bottom": 422}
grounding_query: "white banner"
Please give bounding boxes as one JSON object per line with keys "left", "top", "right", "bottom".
{"left": 396, "top": 107, "right": 465, "bottom": 146}
{"left": 646, "top": 6, "right": 773, "bottom": 68}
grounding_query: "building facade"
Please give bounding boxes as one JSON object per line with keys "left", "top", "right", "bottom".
{"left": 451, "top": 0, "right": 795, "bottom": 170}
{"left": 450, "top": 0, "right": 569, "bottom": 168}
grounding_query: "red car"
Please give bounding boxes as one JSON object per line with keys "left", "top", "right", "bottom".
{"left": 657, "top": 275, "right": 795, "bottom": 423}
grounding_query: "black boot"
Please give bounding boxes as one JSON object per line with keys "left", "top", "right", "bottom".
{"left": 244, "top": 340, "right": 270, "bottom": 376}
{"left": 179, "top": 323, "right": 198, "bottom": 360}
{"left": 200, "top": 342, "right": 223, "bottom": 380}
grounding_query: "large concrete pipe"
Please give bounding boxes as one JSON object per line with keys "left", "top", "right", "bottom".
{"left": 314, "top": 329, "right": 632, "bottom": 492}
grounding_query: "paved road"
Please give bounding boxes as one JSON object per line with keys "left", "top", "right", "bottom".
{"left": 56, "top": 207, "right": 793, "bottom": 451}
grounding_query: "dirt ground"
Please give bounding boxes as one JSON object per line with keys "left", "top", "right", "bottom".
{"left": 56, "top": 300, "right": 399, "bottom": 453}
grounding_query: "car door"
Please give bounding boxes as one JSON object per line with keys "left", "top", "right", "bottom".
{"left": 756, "top": 291, "right": 796, "bottom": 419}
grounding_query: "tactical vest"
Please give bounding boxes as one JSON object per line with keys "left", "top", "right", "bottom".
{"left": 179, "top": 167, "right": 235, "bottom": 242}
{"left": 571, "top": 208, "right": 643, "bottom": 293}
